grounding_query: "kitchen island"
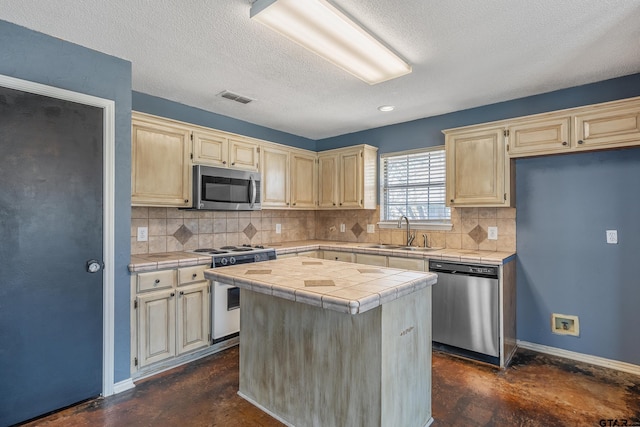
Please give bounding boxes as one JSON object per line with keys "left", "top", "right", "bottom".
{"left": 205, "top": 257, "right": 438, "bottom": 427}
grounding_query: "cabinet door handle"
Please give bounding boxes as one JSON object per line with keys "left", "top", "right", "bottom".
{"left": 154, "top": 279, "right": 160, "bottom": 284}
{"left": 562, "top": 141, "right": 568, "bottom": 146}
{"left": 292, "top": 203, "right": 296, "bottom": 206}
{"left": 450, "top": 199, "right": 454, "bottom": 203}
{"left": 184, "top": 199, "right": 189, "bottom": 203}
{"left": 170, "top": 292, "right": 175, "bottom": 297}
{"left": 577, "top": 140, "right": 584, "bottom": 145}
{"left": 223, "top": 161, "right": 227, "bottom": 164}
{"left": 192, "top": 273, "right": 198, "bottom": 279}
{"left": 232, "top": 162, "right": 236, "bottom": 166}
{"left": 179, "top": 291, "right": 184, "bottom": 296}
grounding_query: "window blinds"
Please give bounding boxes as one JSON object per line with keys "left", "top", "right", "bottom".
{"left": 382, "top": 148, "right": 450, "bottom": 221}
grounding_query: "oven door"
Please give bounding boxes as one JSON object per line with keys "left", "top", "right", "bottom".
{"left": 212, "top": 281, "right": 240, "bottom": 342}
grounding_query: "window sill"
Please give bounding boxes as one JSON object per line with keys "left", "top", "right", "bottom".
{"left": 377, "top": 221, "right": 453, "bottom": 231}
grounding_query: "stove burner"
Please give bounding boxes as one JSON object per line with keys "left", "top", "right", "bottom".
{"left": 220, "top": 246, "right": 237, "bottom": 250}
{"left": 193, "top": 248, "right": 217, "bottom": 252}
{"left": 208, "top": 250, "right": 229, "bottom": 255}
{"left": 231, "top": 248, "right": 253, "bottom": 252}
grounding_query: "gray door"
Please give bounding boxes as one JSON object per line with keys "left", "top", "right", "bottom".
{"left": 0, "top": 86, "right": 103, "bottom": 426}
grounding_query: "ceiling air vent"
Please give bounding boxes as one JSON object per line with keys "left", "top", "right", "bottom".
{"left": 219, "top": 90, "right": 254, "bottom": 104}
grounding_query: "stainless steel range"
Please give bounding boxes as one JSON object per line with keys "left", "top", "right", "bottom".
{"left": 188, "top": 245, "right": 276, "bottom": 344}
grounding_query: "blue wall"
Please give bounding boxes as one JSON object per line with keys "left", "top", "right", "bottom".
{"left": 0, "top": 20, "right": 132, "bottom": 382}
{"left": 517, "top": 149, "right": 640, "bottom": 364}
{"left": 133, "top": 91, "right": 315, "bottom": 151}
{"left": 319, "top": 72, "right": 640, "bottom": 365}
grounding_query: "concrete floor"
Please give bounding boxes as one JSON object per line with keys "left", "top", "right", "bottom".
{"left": 19, "top": 346, "right": 640, "bottom": 426}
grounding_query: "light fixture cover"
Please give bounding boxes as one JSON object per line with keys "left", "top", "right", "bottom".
{"left": 250, "top": 0, "right": 412, "bottom": 85}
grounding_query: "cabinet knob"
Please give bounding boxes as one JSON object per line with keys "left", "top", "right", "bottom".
{"left": 286, "top": 202, "right": 290, "bottom": 206}
{"left": 339, "top": 203, "right": 342, "bottom": 206}
{"left": 154, "top": 279, "right": 160, "bottom": 284}
{"left": 179, "top": 291, "right": 184, "bottom": 296}
{"left": 192, "top": 273, "right": 197, "bottom": 279}
{"left": 232, "top": 162, "right": 236, "bottom": 166}
{"left": 184, "top": 199, "right": 189, "bottom": 203}
{"left": 450, "top": 199, "right": 454, "bottom": 203}
{"left": 333, "top": 203, "right": 336, "bottom": 206}
{"left": 170, "top": 292, "right": 175, "bottom": 297}
{"left": 562, "top": 141, "right": 568, "bottom": 146}
{"left": 292, "top": 203, "right": 296, "bottom": 206}
{"left": 223, "top": 161, "right": 227, "bottom": 164}
{"left": 578, "top": 140, "right": 584, "bottom": 145}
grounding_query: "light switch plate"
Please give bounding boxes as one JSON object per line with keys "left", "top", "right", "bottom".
{"left": 367, "top": 224, "right": 375, "bottom": 233}
{"left": 275, "top": 224, "right": 282, "bottom": 234}
{"left": 606, "top": 230, "right": 618, "bottom": 244}
{"left": 487, "top": 226, "right": 498, "bottom": 240}
{"left": 137, "top": 226, "right": 148, "bottom": 242}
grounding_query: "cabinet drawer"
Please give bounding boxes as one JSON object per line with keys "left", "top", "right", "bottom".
{"left": 137, "top": 269, "right": 176, "bottom": 292}
{"left": 323, "top": 250, "right": 354, "bottom": 263}
{"left": 178, "top": 265, "right": 208, "bottom": 286}
{"left": 355, "top": 253, "right": 387, "bottom": 267}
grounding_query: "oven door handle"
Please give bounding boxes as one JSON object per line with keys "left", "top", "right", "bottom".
{"left": 249, "top": 175, "right": 257, "bottom": 208}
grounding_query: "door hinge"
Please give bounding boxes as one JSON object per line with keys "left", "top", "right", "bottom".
{"left": 190, "top": 133, "right": 193, "bottom": 141}
{"left": 134, "top": 357, "right": 138, "bottom": 367}
{"left": 190, "top": 153, "right": 193, "bottom": 160}
{"left": 134, "top": 300, "right": 138, "bottom": 309}
{"left": 503, "top": 130, "right": 510, "bottom": 137}
{"left": 506, "top": 144, "right": 510, "bottom": 151}
{"left": 256, "top": 147, "right": 260, "bottom": 153}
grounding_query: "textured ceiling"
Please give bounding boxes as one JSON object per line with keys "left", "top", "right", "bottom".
{"left": 1, "top": 1, "right": 639, "bottom": 140}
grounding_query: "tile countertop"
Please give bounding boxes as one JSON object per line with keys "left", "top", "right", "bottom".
{"left": 129, "top": 252, "right": 212, "bottom": 272}
{"left": 271, "top": 240, "right": 516, "bottom": 265}
{"left": 204, "top": 257, "right": 437, "bottom": 315}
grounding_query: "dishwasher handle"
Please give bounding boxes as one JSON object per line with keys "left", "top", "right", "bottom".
{"left": 429, "top": 260, "right": 499, "bottom": 279}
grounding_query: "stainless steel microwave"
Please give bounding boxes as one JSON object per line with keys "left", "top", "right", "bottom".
{"left": 191, "top": 165, "right": 261, "bottom": 210}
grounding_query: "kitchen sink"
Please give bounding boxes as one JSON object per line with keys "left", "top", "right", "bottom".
{"left": 398, "top": 246, "right": 444, "bottom": 252}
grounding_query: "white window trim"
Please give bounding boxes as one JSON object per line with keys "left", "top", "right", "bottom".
{"left": 379, "top": 146, "right": 451, "bottom": 231}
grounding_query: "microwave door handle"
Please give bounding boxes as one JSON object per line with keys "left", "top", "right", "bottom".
{"left": 249, "top": 175, "right": 256, "bottom": 208}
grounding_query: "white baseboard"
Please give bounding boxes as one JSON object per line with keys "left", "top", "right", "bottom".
{"left": 112, "top": 378, "right": 135, "bottom": 395}
{"left": 517, "top": 340, "right": 640, "bottom": 376}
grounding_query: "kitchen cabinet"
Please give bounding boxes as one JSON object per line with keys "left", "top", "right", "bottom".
{"left": 573, "top": 101, "right": 640, "bottom": 150}
{"left": 261, "top": 144, "right": 318, "bottom": 209}
{"left": 132, "top": 112, "right": 192, "bottom": 207}
{"left": 192, "top": 128, "right": 260, "bottom": 171}
{"left": 132, "top": 265, "right": 210, "bottom": 371}
{"left": 317, "top": 144, "right": 378, "bottom": 210}
{"left": 387, "top": 257, "right": 425, "bottom": 271}
{"left": 261, "top": 145, "right": 290, "bottom": 208}
{"left": 323, "top": 250, "right": 354, "bottom": 263}
{"left": 354, "top": 253, "right": 387, "bottom": 267}
{"left": 297, "top": 250, "right": 322, "bottom": 258}
{"left": 507, "top": 116, "right": 571, "bottom": 157}
{"left": 444, "top": 126, "right": 514, "bottom": 207}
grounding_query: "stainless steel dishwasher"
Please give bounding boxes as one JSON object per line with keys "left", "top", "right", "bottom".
{"left": 429, "top": 260, "right": 500, "bottom": 363}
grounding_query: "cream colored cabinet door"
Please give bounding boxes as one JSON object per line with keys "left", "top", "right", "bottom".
{"left": 323, "top": 250, "right": 354, "bottom": 263}
{"left": 192, "top": 129, "right": 229, "bottom": 167}
{"left": 290, "top": 151, "right": 318, "bottom": 208}
{"left": 137, "top": 289, "right": 176, "bottom": 367}
{"left": 387, "top": 257, "right": 425, "bottom": 271}
{"left": 229, "top": 138, "right": 259, "bottom": 171}
{"left": 132, "top": 113, "right": 191, "bottom": 207}
{"left": 445, "top": 127, "right": 511, "bottom": 207}
{"left": 354, "top": 253, "right": 387, "bottom": 267}
{"left": 573, "top": 104, "right": 640, "bottom": 150}
{"left": 507, "top": 116, "right": 571, "bottom": 157}
{"left": 261, "top": 146, "right": 290, "bottom": 208}
{"left": 176, "top": 282, "right": 210, "bottom": 355}
{"left": 339, "top": 148, "right": 363, "bottom": 208}
{"left": 318, "top": 153, "right": 339, "bottom": 208}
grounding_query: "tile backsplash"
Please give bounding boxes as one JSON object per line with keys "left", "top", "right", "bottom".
{"left": 131, "top": 206, "right": 516, "bottom": 255}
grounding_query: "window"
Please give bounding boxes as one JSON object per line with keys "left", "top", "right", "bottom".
{"left": 380, "top": 147, "right": 451, "bottom": 228}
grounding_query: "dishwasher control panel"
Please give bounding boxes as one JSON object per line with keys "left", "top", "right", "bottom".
{"left": 429, "top": 260, "right": 498, "bottom": 279}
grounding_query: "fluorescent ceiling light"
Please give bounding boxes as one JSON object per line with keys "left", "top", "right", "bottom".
{"left": 250, "top": 0, "right": 412, "bottom": 85}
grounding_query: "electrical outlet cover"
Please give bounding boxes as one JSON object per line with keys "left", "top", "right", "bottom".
{"left": 487, "top": 226, "right": 498, "bottom": 240}
{"left": 275, "top": 224, "right": 282, "bottom": 234}
{"left": 367, "top": 224, "right": 375, "bottom": 233}
{"left": 606, "top": 230, "right": 618, "bottom": 244}
{"left": 137, "top": 227, "right": 148, "bottom": 242}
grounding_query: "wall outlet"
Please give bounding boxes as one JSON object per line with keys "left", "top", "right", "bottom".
{"left": 367, "top": 224, "right": 375, "bottom": 234}
{"left": 137, "top": 226, "right": 148, "bottom": 242}
{"left": 551, "top": 313, "right": 580, "bottom": 337}
{"left": 275, "top": 223, "right": 282, "bottom": 234}
{"left": 340, "top": 224, "right": 346, "bottom": 233}
{"left": 606, "top": 230, "right": 618, "bottom": 244}
{"left": 487, "top": 226, "right": 498, "bottom": 240}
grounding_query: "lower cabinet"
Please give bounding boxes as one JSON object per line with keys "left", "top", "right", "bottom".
{"left": 132, "top": 265, "right": 210, "bottom": 371}
{"left": 387, "top": 257, "right": 425, "bottom": 271}
{"left": 354, "top": 253, "right": 387, "bottom": 267}
{"left": 323, "top": 250, "right": 355, "bottom": 263}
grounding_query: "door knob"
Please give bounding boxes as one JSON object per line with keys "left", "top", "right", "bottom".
{"left": 86, "top": 259, "right": 103, "bottom": 273}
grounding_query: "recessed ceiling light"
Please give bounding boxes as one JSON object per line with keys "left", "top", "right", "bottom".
{"left": 378, "top": 105, "right": 395, "bottom": 112}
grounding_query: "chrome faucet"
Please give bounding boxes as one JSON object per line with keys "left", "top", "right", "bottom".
{"left": 397, "top": 215, "right": 415, "bottom": 246}
{"left": 423, "top": 234, "right": 430, "bottom": 248}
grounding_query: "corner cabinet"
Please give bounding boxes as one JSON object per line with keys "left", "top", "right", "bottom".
{"left": 131, "top": 265, "right": 210, "bottom": 373}
{"left": 132, "top": 113, "right": 192, "bottom": 207}
{"left": 444, "top": 127, "right": 514, "bottom": 207}
{"left": 318, "top": 144, "right": 378, "bottom": 210}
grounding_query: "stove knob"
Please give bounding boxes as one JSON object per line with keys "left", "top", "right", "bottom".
{"left": 220, "top": 258, "right": 228, "bottom": 266}
{"left": 230, "top": 257, "right": 236, "bottom": 265}
{"left": 254, "top": 254, "right": 261, "bottom": 262}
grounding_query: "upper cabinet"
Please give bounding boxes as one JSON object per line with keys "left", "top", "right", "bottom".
{"left": 507, "top": 97, "right": 640, "bottom": 158}
{"left": 261, "top": 145, "right": 318, "bottom": 209}
{"left": 132, "top": 113, "right": 192, "bottom": 207}
{"left": 444, "top": 127, "right": 513, "bottom": 207}
{"left": 317, "top": 145, "right": 377, "bottom": 210}
{"left": 193, "top": 128, "right": 259, "bottom": 171}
